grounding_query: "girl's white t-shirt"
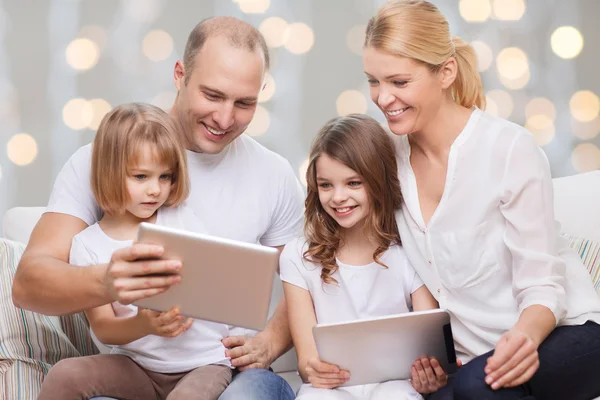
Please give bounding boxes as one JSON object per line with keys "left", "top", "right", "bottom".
{"left": 69, "top": 205, "right": 232, "bottom": 373}
{"left": 279, "top": 237, "right": 424, "bottom": 324}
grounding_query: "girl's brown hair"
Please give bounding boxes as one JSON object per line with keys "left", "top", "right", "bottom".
{"left": 91, "top": 103, "right": 190, "bottom": 215}
{"left": 365, "top": 0, "right": 485, "bottom": 110}
{"left": 303, "top": 114, "right": 402, "bottom": 285}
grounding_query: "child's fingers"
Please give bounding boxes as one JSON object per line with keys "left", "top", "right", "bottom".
{"left": 159, "top": 319, "right": 186, "bottom": 335}
{"left": 157, "top": 308, "right": 181, "bottom": 324}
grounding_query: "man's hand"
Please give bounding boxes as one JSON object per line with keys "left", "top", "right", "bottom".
{"left": 106, "top": 243, "right": 182, "bottom": 304}
{"left": 411, "top": 357, "right": 461, "bottom": 394}
{"left": 484, "top": 328, "right": 540, "bottom": 390}
{"left": 136, "top": 307, "right": 193, "bottom": 338}
{"left": 222, "top": 333, "right": 274, "bottom": 371}
{"left": 304, "top": 357, "right": 349, "bottom": 389}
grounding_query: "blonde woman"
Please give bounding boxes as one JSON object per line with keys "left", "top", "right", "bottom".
{"left": 361, "top": 1, "right": 600, "bottom": 399}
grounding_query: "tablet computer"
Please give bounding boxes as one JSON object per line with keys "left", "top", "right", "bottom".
{"left": 312, "top": 309, "right": 457, "bottom": 386}
{"left": 133, "top": 222, "right": 279, "bottom": 331}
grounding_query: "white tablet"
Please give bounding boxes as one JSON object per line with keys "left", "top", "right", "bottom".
{"left": 133, "top": 222, "right": 279, "bottom": 331}
{"left": 312, "top": 309, "right": 458, "bottom": 387}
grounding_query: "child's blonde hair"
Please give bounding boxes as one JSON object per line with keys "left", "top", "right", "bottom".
{"left": 91, "top": 103, "right": 190, "bottom": 215}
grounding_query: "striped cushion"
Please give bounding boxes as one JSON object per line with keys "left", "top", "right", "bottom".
{"left": 0, "top": 239, "right": 98, "bottom": 399}
{"left": 566, "top": 235, "right": 600, "bottom": 295}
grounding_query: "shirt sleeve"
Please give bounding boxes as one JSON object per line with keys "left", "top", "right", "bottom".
{"left": 46, "top": 144, "right": 101, "bottom": 226}
{"left": 69, "top": 234, "right": 96, "bottom": 267}
{"left": 259, "top": 160, "right": 305, "bottom": 247}
{"left": 500, "top": 131, "right": 567, "bottom": 325}
{"left": 279, "top": 240, "right": 309, "bottom": 291}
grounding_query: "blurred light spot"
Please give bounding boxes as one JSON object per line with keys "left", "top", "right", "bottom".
{"left": 571, "top": 117, "right": 600, "bottom": 140}
{"left": 459, "top": 0, "right": 492, "bottom": 22}
{"left": 151, "top": 91, "right": 177, "bottom": 110}
{"left": 246, "top": 105, "right": 270, "bottom": 136}
{"left": 551, "top": 26, "right": 584, "bottom": 59}
{"left": 143, "top": 30, "right": 173, "bottom": 62}
{"left": 500, "top": 69, "right": 530, "bottom": 90}
{"left": 336, "top": 90, "right": 368, "bottom": 116}
{"left": 258, "top": 74, "right": 276, "bottom": 103}
{"left": 570, "top": 90, "right": 600, "bottom": 122}
{"left": 299, "top": 159, "right": 309, "bottom": 186}
{"left": 234, "top": 0, "right": 270, "bottom": 14}
{"left": 284, "top": 23, "right": 314, "bottom": 55}
{"left": 259, "top": 17, "right": 289, "bottom": 48}
{"left": 66, "top": 38, "right": 100, "bottom": 71}
{"left": 471, "top": 40, "right": 493, "bottom": 72}
{"left": 484, "top": 96, "right": 499, "bottom": 117}
{"left": 78, "top": 25, "right": 107, "bottom": 51}
{"left": 525, "top": 115, "right": 555, "bottom": 146}
{"left": 485, "top": 90, "right": 513, "bottom": 119}
{"left": 347, "top": 25, "right": 367, "bottom": 56}
{"left": 63, "top": 98, "right": 94, "bottom": 130}
{"left": 7, "top": 133, "right": 38, "bottom": 166}
{"left": 571, "top": 143, "right": 600, "bottom": 173}
{"left": 526, "top": 97, "right": 556, "bottom": 121}
{"left": 126, "top": 0, "right": 162, "bottom": 23}
{"left": 496, "top": 47, "right": 529, "bottom": 80}
{"left": 87, "top": 99, "right": 112, "bottom": 130}
{"left": 492, "top": 0, "right": 525, "bottom": 20}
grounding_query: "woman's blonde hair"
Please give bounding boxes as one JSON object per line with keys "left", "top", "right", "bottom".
{"left": 365, "top": 0, "right": 485, "bottom": 110}
{"left": 303, "top": 114, "right": 402, "bottom": 285}
{"left": 91, "top": 103, "right": 190, "bottom": 215}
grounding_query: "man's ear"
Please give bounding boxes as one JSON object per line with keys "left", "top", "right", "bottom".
{"left": 174, "top": 60, "right": 185, "bottom": 91}
{"left": 439, "top": 57, "right": 458, "bottom": 90}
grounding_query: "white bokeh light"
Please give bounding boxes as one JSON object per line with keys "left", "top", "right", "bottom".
{"left": 66, "top": 38, "right": 100, "bottom": 71}
{"left": 571, "top": 143, "right": 600, "bottom": 173}
{"left": 126, "top": 0, "right": 162, "bottom": 23}
{"left": 87, "top": 99, "right": 112, "bottom": 130}
{"left": 258, "top": 74, "right": 276, "bottom": 103}
{"left": 471, "top": 40, "right": 493, "bottom": 72}
{"left": 284, "top": 23, "right": 315, "bottom": 55}
{"left": 496, "top": 47, "right": 530, "bottom": 90}
{"left": 246, "top": 105, "right": 270, "bottom": 136}
{"left": 571, "top": 117, "right": 600, "bottom": 140}
{"left": 347, "top": 25, "right": 367, "bottom": 56}
{"left": 485, "top": 90, "right": 513, "bottom": 119}
{"left": 63, "top": 98, "right": 94, "bottom": 130}
{"left": 7, "top": 133, "right": 38, "bottom": 166}
{"left": 525, "top": 115, "right": 555, "bottom": 146}
{"left": 570, "top": 90, "right": 600, "bottom": 123}
{"left": 551, "top": 26, "right": 584, "bottom": 59}
{"left": 143, "top": 30, "right": 173, "bottom": 62}
{"left": 459, "top": 0, "right": 492, "bottom": 22}
{"left": 336, "top": 90, "right": 368, "bottom": 116}
{"left": 234, "top": 0, "right": 270, "bottom": 14}
{"left": 259, "top": 17, "right": 288, "bottom": 48}
{"left": 492, "top": 0, "right": 525, "bottom": 21}
{"left": 526, "top": 97, "right": 556, "bottom": 121}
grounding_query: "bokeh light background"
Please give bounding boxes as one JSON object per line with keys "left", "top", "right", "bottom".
{"left": 0, "top": 0, "right": 599, "bottom": 230}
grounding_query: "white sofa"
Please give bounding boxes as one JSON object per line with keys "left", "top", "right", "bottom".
{"left": 2, "top": 170, "right": 600, "bottom": 398}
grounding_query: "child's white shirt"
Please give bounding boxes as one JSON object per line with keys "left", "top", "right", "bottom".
{"left": 279, "top": 237, "right": 424, "bottom": 325}
{"left": 69, "top": 205, "right": 232, "bottom": 373}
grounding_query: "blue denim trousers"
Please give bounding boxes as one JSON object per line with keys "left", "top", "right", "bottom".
{"left": 428, "top": 321, "right": 600, "bottom": 400}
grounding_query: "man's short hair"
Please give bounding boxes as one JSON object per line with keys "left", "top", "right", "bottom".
{"left": 182, "top": 16, "right": 270, "bottom": 84}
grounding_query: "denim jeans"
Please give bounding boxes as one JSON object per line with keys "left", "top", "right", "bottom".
{"left": 218, "top": 368, "right": 295, "bottom": 400}
{"left": 428, "top": 321, "right": 600, "bottom": 400}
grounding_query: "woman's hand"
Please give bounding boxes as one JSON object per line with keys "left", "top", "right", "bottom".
{"left": 411, "top": 357, "right": 461, "bottom": 393}
{"left": 485, "top": 327, "right": 540, "bottom": 390}
{"left": 305, "top": 357, "right": 350, "bottom": 388}
{"left": 137, "top": 307, "right": 193, "bottom": 338}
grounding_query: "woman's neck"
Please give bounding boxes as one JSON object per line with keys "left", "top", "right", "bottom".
{"left": 408, "top": 100, "right": 473, "bottom": 161}
{"left": 99, "top": 210, "right": 158, "bottom": 241}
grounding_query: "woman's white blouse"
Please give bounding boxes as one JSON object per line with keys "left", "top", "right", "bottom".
{"left": 394, "top": 108, "right": 600, "bottom": 362}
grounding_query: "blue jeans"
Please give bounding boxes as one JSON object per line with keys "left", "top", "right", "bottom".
{"left": 428, "top": 321, "right": 600, "bottom": 400}
{"left": 218, "top": 368, "right": 295, "bottom": 400}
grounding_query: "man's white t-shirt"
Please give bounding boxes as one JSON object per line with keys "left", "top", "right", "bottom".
{"left": 69, "top": 206, "right": 232, "bottom": 373}
{"left": 48, "top": 134, "right": 305, "bottom": 335}
{"left": 279, "top": 237, "right": 424, "bottom": 323}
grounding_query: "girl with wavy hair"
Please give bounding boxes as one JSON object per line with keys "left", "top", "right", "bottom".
{"left": 280, "top": 114, "right": 438, "bottom": 400}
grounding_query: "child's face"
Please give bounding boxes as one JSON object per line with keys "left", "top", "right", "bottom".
{"left": 316, "top": 153, "right": 370, "bottom": 231}
{"left": 125, "top": 143, "right": 173, "bottom": 220}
